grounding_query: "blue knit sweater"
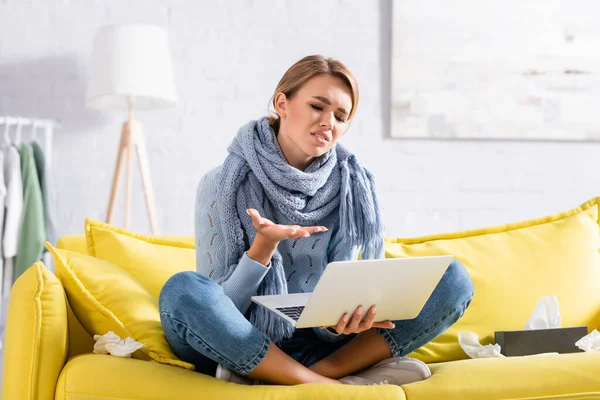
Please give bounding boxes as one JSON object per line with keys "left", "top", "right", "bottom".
{"left": 195, "top": 166, "right": 360, "bottom": 340}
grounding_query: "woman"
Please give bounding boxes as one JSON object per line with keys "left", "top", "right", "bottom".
{"left": 159, "top": 55, "right": 474, "bottom": 386}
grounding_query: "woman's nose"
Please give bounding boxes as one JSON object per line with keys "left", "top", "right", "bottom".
{"left": 319, "top": 113, "right": 334, "bottom": 130}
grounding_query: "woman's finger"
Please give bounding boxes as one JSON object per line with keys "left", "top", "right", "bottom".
{"left": 304, "top": 226, "right": 329, "bottom": 234}
{"left": 372, "top": 320, "right": 395, "bottom": 329}
{"left": 346, "top": 306, "right": 363, "bottom": 333}
{"left": 359, "top": 305, "right": 377, "bottom": 330}
{"left": 247, "top": 208, "right": 260, "bottom": 219}
{"left": 334, "top": 313, "right": 349, "bottom": 334}
{"left": 299, "top": 229, "right": 311, "bottom": 237}
{"left": 282, "top": 226, "right": 299, "bottom": 235}
{"left": 288, "top": 228, "right": 310, "bottom": 238}
{"left": 246, "top": 209, "right": 263, "bottom": 227}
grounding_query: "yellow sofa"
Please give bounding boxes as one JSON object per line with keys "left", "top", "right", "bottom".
{"left": 3, "top": 197, "right": 600, "bottom": 400}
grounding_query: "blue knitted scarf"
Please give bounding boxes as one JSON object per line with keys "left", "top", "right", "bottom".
{"left": 217, "top": 117, "right": 384, "bottom": 343}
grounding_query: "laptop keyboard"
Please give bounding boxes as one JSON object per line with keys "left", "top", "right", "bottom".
{"left": 276, "top": 306, "right": 305, "bottom": 321}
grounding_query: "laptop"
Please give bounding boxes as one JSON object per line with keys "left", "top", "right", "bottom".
{"left": 251, "top": 255, "right": 453, "bottom": 328}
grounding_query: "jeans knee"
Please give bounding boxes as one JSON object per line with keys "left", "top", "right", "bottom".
{"left": 159, "top": 271, "right": 222, "bottom": 319}
{"left": 445, "top": 260, "right": 474, "bottom": 311}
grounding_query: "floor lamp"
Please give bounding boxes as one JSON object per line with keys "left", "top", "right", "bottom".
{"left": 86, "top": 24, "right": 177, "bottom": 234}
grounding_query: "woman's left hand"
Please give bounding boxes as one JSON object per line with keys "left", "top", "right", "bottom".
{"left": 323, "top": 305, "right": 395, "bottom": 335}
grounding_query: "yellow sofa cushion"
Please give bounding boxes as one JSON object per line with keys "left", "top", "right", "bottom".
{"left": 386, "top": 197, "right": 600, "bottom": 364}
{"left": 84, "top": 218, "right": 195, "bottom": 299}
{"left": 45, "top": 243, "right": 195, "bottom": 371}
{"left": 2, "top": 262, "right": 68, "bottom": 400}
{"left": 55, "top": 235, "right": 99, "bottom": 359}
{"left": 57, "top": 232, "right": 160, "bottom": 358}
{"left": 56, "top": 234, "right": 88, "bottom": 254}
{"left": 55, "top": 354, "right": 405, "bottom": 400}
{"left": 404, "top": 352, "right": 600, "bottom": 400}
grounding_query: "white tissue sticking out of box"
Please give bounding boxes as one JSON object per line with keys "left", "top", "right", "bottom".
{"left": 524, "top": 295, "right": 561, "bottom": 330}
{"left": 458, "top": 332, "right": 505, "bottom": 358}
{"left": 93, "top": 331, "right": 145, "bottom": 358}
{"left": 575, "top": 329, "right": 600, "bottom": 352}
{"left": 458, "top": 295, "right": 561, "bottom": 359}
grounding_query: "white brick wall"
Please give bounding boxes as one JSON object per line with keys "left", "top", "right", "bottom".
{"left": 1, "top": 0, "right": 599, "bottom": 239}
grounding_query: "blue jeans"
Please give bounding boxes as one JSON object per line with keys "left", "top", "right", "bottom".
{"left": 159, "top": 260, "right": 474, "bottom": 376}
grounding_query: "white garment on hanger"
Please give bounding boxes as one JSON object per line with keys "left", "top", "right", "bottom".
{"left": 4, "top": 146, "right": 22, "bottom": 259}
{"left": 3, "top": 146, "right": 22, "bottom": 295}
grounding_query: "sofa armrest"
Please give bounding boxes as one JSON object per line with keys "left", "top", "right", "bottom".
{"left": 56, "top": 354, "right": 405, "bottom": 400}
{"left": 1, "top": 263, "right": 68, "bottom": 400}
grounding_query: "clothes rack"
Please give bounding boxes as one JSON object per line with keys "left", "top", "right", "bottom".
{"left": 0, "top": 116, "right": 59, "bottom": 168}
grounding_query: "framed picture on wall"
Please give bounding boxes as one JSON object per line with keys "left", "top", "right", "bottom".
{"left": 390, "top": 0, "right": 600, "bottom": 141}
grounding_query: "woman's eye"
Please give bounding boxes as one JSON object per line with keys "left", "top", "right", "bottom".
{"left": 310, "top": 104, "right": 346, "bottom": 123}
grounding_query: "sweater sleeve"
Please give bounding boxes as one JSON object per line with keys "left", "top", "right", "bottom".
{"left": 195, "top": 167, "right": 269, "bottom": 313}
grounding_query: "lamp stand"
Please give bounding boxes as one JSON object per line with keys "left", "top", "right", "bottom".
{"left": 105, "top": 100, "right": 159, "bottom": 234}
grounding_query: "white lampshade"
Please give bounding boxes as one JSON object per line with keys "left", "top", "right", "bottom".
{"left": 86, "top": 24, "right": 177, "bottom": 110}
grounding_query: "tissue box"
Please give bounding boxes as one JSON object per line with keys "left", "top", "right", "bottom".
{"left": 494, "top": 326, "right": 587, "bottom": 356}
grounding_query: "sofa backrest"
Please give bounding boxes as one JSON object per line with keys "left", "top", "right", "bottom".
{"left": 49, "top": 198, "right": 600, "bottom": 367}
{"left": 386, "top": 197, "right": 600, "bottom": 364}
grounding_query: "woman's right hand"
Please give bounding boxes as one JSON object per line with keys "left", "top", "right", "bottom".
{"left": 326, "top": 305, "right": 395, "bottom": 335}
{"left": 247, "top": 208, "right": 328, "bottom": 243}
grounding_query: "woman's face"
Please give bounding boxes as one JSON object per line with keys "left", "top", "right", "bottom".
{"left": 275, "top": 74, "right": 353, "bottom": 170}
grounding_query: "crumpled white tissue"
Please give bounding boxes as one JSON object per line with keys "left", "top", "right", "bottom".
{"left": 524, "top": 295, "right": 561, "bottom": 330}
{"left": 575, "top": 329, "right": 600, "bottom": 352}
{"left": 93, "top": 331, "right": 145, "bottom": 358}
{"left": 458, "top": 332, "right": 505, "bottom": 358}
{"left": 458, "top": 295, "right": 561, "bottom": 359}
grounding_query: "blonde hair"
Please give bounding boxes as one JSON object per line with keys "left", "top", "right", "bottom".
{"left": 268, "top": 55, "right": 359, "bottom": 132}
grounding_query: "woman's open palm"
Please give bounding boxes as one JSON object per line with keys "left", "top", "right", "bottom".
{"left": 247, "top": 208, "right": 328, "bottom": 242}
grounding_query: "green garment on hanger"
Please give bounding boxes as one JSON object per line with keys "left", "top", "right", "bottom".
{"left": 13, "top": 143, "right": 46, "bottom": 282}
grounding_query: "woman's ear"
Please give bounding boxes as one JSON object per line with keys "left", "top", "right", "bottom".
{"left": 274, "top": 92, "right": 288, "bottom": 119}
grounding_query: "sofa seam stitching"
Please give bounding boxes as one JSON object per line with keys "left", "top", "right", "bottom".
{"left": 30, "top": 263, "right": 44, "bottom": 399}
